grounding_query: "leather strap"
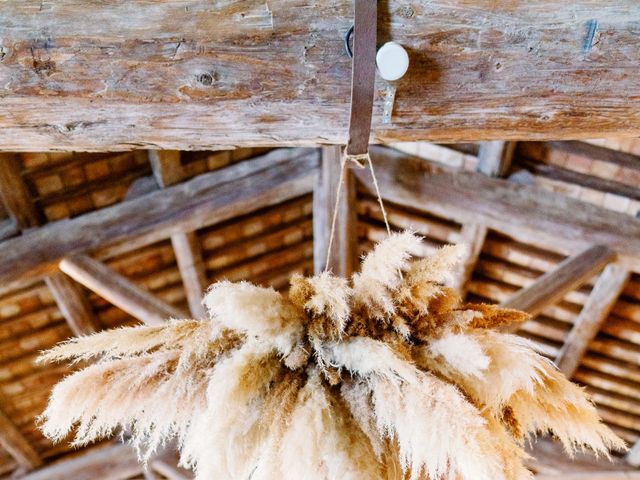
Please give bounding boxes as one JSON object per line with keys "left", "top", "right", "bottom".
{"left": 345, "top": 0, "right": 377, "bottom": 156}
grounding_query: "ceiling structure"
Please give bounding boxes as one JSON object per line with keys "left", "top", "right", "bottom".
{"left": 1, "top": 2, "right": 640, "bottom": 151}
{"left": 0, "top": 139, "right": 638, "bottom": 478}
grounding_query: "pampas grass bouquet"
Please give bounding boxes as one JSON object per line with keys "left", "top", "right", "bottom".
{"left": 39, "top": 231, "right": 624, "bottom": 479}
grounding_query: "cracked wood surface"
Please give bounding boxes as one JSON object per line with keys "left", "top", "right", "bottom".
{"left": 0, "top": 1, "right": 639, "bottom": 150}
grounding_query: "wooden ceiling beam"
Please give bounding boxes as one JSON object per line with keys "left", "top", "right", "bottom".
{"left": 149, "top": 151, "right": 185, "bottom": 188}
{"left": 313, "top": 146, "right": 357, "bottom": 276}
{"left": 556, "top": 265, "right": 630, "bottom": 377}
{"left": 476, "top": 141, "right": 516, "bottom": 178}
{"left": 1, "top": 2, "right": 640, "bottom": 151}
{"left": 45, "top": 271, "right": 100, "bottom": 336}
{"left": 452, "top": 222, "right": 487, "bottom": 297}
{"left": 0, "top": 154, "right": 40, "bottom": 229}
{"left": 355, "top": 147, "right": 640, "bottom": 268}
{"left": 21, "top": 443, "right": 141, "bottom": 480}
{"left": 0, "top": 407, "right": 41, "bottom": 470}
{"left": 60, "top": 254, "right": 186, "bottom": 325}
{"left": 171, "top": 231, "right": 208, "bottom": 319}
{"left": 0, "top": 147, "right": 318, "bottom": 290}
{"left": 500, "top": 245, "right": 615, "bottom": 327}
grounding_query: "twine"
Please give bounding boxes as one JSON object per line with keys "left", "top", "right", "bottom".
{"left": 324, "top": 150, "right": 392, "bottom": 272}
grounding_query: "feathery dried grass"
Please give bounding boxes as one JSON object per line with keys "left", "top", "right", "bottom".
{"left": 39, "top": 231, "right": 624, "bottom": 479}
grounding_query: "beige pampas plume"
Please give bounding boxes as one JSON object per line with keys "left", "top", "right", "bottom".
{"left": 39, "top": 231, "right": 624, "bottom": 479}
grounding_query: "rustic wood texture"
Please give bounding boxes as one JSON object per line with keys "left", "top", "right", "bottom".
{"left": 452, "top": 222, "right": 487, "bottom": 296}
{"left": 556, "top": 265, "right": 630, "bottom": 377}
{"left": 21, "top": 443, "right": 141, "bottom": 480}
{"left": 477, "top": 141, "right": 515, "bottom": 177}
{"left": 171, "top": 231, "right": 208, "bottom": 318}
{"left": 0, "top": 3, "right": 640, "bottom": 150}
{"left": 149, "top": 151, "right": 184, "bottom": 187}
{"left": 356, "top": 147, "right": 640, "bottom": 268}
{"left": 60, "top": 254, "right": 186, "bottom": 325}
{"left": 313, "top": 146, "right": 357, "bottom": 276}
{"left": 501, "top": 245, "right": 615, "bottom": 320}
{"left": 0, "top": 154, "right": 41, "bottom": 228}
{"left": 0, "top": 407, "right": 41, "bottom": 470}
{"left": 0, "top": 148, "right": 318, "bottom": 289}
{"left": 45, "top": 272, "right": 100, "bottom": 336}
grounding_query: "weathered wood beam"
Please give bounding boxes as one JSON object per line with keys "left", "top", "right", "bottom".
{"left": 60, "top": 254, "right": 186, "bottom": 325}
{"left": 356, "top": 147, "right": 640, "bottom": 268}
{"left": 149, "top": 151, "right": 185, "bottom": 187}
{"left": 501, "top": 245, "right": 615, "bottom": 330}
{"left": 0, "top": 407, "right": 41, "bottom": 470}
{"left": 0, "top": 148, "right": 318, "bottom": 290}
{"left": 452, "top": 223, "right": 487, "bottom": 297}
{"left": 45, "top": 272, "right": 100, "bottom": 336}
{"left": 21, "top": 443, "right": 141, "bottom": 480}
{"left": 150, "top": 457, "right": 193, "bottom": 480}
{"left": 313, "top": 146, "right": 357, "bottom": 276}
{"left": 556, "top": 265, "right": 630, "bottom": 377}
{"left": 1, "top": 2, "right": 640, "bottom": 151}
{"left": 0, "top": 154, "right": 40, "bottom": 229}
{"left": 0, "top": 218, "right": 18, "bottom": 241}
{"left": 171, "top": 231, "right": 208, "bottom": 318}
{"left": 477, "top": 141, "right": 516, "bottom": 177}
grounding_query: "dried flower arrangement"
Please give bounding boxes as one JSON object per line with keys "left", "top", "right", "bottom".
{"left": 39, "top": 232, "right": 624, "bottom": 479}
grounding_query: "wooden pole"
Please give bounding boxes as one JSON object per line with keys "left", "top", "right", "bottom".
{"left": 60, "top": 255, "right": 186, "bottom": 325}
{"left": 313, "top": 146, "right": 357, "bottom": 276}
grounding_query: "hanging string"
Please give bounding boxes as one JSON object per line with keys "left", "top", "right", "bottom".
{"left": 324, "top": 150, "right": 392, "bottom": 272}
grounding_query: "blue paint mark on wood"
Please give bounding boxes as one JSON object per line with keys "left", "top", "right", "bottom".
{"left": 583, "top": 19, "right": 599, "bottom": 53}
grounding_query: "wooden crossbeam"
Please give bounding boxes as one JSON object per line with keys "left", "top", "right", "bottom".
{"left": 0, "top": 407, "right": 41, "bottom": 470}
{"left": 501, "top": 245, "right": 615, "bottom": 327}
{"left": 60, "top": 254, "right": 186, "bottom": 325}
{"left": 150, "top": 456, "right": 193, "bottom": 480}
{"left": 21, "top": 443, "right": 141, "bottom": 480}
{"left": 452, "top": 223, "right": 487, "bottom": 297}
{"left": 313, "top": 146, "right": 357, "bottom": 276}
{"left": 0, "top": 154, "right": 40, "bottom": 229}
{"left": 2, "top": 3, "right": 640, "bottom": 151}
{"left": 171, "top": 231, "right": 208, "bottom": 318}
{"left": 356, "top": 147, "right": 640, "bottom": 268}
{"left": 477, "top": 141, "right": 516, "bottom": 177}
{"left": 45, "top": 272, "right": 100, "bottom": 336}
{"left": 0, "top": 148, "right": 318, "bottom": 291}
{"left": 556, "top": 265, "right": 630, "bottom": 377}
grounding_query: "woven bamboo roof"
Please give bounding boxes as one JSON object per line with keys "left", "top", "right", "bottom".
{"left": 0, "top": 140, "right": 639, "bottom": 478}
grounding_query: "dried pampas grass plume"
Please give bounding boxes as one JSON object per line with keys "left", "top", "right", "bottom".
{"left": 39, "top": 231, "right": 625, "bottom": 479}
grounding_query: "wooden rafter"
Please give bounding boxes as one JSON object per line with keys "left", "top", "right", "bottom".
{"left": 0, "top": 148, "right": 318, "bottom": 291}
{"left": 452, "top": 222, "right": 487, "bottom": 297}
{"left": 0, "top": 407, "right": 41, "bottom": 470}
{"left": 313, "top": 146, "right": 357, "bottom": 276}
{"left": 1, "top": 3, "right": 640, "bottom": 151}
{"left": 0, "top": 153, "right": 40, "bottom": 229}
{"left": 355, "top": 147, "right": 640, "bottom": 267}
{"left": 556, "top": 264, "right": 630, "bottom": 377}
{"left": 171, "top": 231, "right": 208, "bottom": 319}
{"left": 149, "top": 151, "right": 185, "bottom": 188}
{"left": 45, "top": 272, "right": 100, "bottom": 336}
{"left": 21, "top": 443, "right": 141, "bottom": 480}
{"left": 60, "top": 254, "right": 186, "bottom": 325}
{"left": 476, "top": 141, "right": 516, "bottom": 178}
{"left": 500, "top": 245, "right": 615, "bottom": 329}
